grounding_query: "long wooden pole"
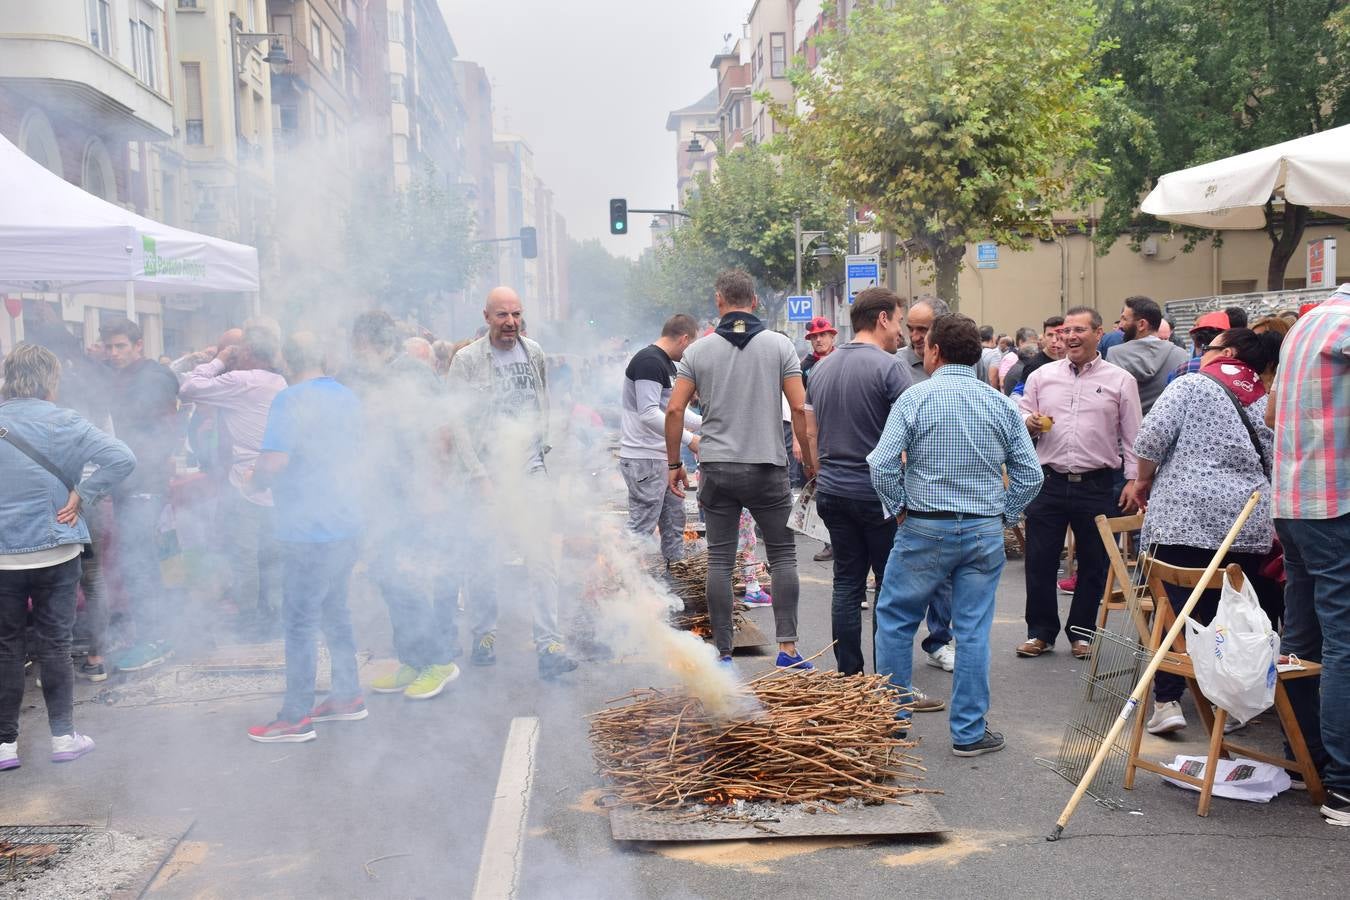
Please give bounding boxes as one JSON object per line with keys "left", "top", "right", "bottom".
{"left": 1046, "top": 490, "right": 1261, "bottom": 841}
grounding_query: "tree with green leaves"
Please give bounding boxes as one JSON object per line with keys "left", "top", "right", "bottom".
{"left": 566, "top": 237, "right": 635, "bottom": 331}
{"left": 1094, "top": 0, "right": 1350, "bottom": 290}
{"left": 775, "top": 0, "right": 1108, "bottom": 309}
{"left": 344, "top": 164, "right": 487, "bottom": 323}
{"left": 675, "top": 140, "right": 846, "bottom": 322}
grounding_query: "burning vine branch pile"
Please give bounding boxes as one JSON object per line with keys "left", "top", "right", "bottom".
{"left": 588, "top": 671, "right": 930, "bottom": 809}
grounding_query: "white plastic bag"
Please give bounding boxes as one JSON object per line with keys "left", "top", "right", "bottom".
{"left": 1186, "top": 571, "right": 1279, "bottom": 725}
{"left": 1161, "top": 755, "right": 1291, "bottom": 802}
{"left": 787, "top": 479, "right": 832, "bottom": 543}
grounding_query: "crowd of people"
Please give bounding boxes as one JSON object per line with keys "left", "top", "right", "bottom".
{"left": 3, "top": 271, "right": 1347, "bottom": 830}
{"left": 0, "top": 286, "right": 577, "bottom": 760}
{"left": 618, "top": 272, "right": 1348, "bottom": 826}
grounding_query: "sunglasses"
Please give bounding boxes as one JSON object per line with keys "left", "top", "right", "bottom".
{"left": 1200, "top": 343, "right": 1227, "bottom": 352}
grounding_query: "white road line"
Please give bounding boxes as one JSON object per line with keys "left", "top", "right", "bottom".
{"left": 472, "top": 716, "right": 540, "bottom": 900}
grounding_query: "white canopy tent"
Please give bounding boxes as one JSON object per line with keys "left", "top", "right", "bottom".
{"left": 0, "top": 130, "right": 259, "bottom": 320}
{"left": 1141, "top": 124, "right": 1350, "bottom": 228}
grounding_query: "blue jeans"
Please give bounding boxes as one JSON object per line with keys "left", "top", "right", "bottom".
{"left": 815, "top": 490, "right": 894, "bottom": 675}
{"left": 279, "top": 540, "right": 361, "bottom": 722}
{"left": 875, "top": 516, "right": 1006, "bottom": 745}
{"left": 1276, "top": 514, "right": 1350, "bottom": 793}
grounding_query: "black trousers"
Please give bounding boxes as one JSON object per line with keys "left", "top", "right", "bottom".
{"left": 815, "top": 490, "right": 894, "bottom": 675}
{"left": 1023, "top": 469, "right": 1118, "bottom": 645}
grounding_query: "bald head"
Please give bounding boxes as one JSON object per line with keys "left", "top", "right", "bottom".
{"left": 484, "top": 286, "right": 524, "bottom": 350}
{"left": 403, "top": 336, "right": 432, "bottom": 364}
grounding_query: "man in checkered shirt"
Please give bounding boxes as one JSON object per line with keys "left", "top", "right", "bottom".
{"left": 868, "top": 314, "right": 1042, "bottom": 758}
{"left": 1271, "top": 286, "right": 1350, "bottom": 827}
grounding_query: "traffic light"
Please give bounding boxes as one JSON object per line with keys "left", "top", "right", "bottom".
{"left": 519, "top": 226, "right": 537, "bottom": 259}
{"left": 609, "top": 198, "right": 628, "bottom": 235}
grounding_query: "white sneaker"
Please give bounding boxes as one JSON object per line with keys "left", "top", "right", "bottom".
{"left": 0, "top": 741, "right": 18, "bottom": 771}
{"left": 1146, "top": 700, "right": 1186, "bottom": 735}
{"left": 50, "top": 733, "right": 95, "bottom": 763}
{"left": 926, "top": 643, "right": 956, "bottom": 672}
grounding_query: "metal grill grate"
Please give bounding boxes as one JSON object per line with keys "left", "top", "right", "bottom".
{"left": 0, "top": 824, "right": 98, "bottom": 881}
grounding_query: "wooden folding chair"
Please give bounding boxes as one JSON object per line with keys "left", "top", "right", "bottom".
{"left": 1093, "top": 513, "right": 1151, "bottom": 643}
{"left": 1123, "top": 561, "right": 1326, "bottom": 816}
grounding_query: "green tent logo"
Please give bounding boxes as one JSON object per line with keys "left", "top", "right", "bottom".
{"left": 140, "top": 233, "right": 206, "bottom": 279}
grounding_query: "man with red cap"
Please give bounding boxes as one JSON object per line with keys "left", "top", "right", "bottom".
{"left": 801, "top": 317, "right": 838, "bottom": 385}
{"left": 1169, "top": 311, "right": 1230, "bottom": 383}
{"left": 800, "top": 317, "right": 837, "bottom": 560}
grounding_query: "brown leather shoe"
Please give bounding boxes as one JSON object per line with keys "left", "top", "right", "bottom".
{"left": 1015, "top": 638, "right": 1052, "bottom": 658}
{"left": 1071, "top": 640, "right": 1093, "bottom": 659}
{"left": 905, "top": 688, "right": 946, "bottom": 712}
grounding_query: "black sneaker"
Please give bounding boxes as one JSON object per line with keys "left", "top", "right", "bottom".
{"left": 1322, "top": 789, "right": 1350, "bottom": 827}
{"left": 77, "top": 661, "right": 108, "bottom": 683}
{"left": 471, "top": 634, "right": 497, "bottom": 666}
{"left": 953, "top": 728, "right": 1006, "bottom": 757}
{"left": 537, "top": 642, "right": 579, "bottom": 679}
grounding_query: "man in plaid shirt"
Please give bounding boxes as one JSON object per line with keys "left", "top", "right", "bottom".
{"left": 1272, "top": 286, "right": 1350, "bottom": 827}
{"left": 868, "top": 314, "right": 1042, "bottom": 758}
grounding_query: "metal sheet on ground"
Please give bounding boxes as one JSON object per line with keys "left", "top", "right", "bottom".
{"left": 608, "top": 797, "right": 947, "bottom": 842}
{"left": 731, "top": 618, "right": 769, "bottom": 650}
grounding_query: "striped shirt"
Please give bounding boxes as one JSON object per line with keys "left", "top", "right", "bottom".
{"left": 1272, "top": 289, "right": 1350, "bottom": 520}
{"left": 867, "top": 364, "right": 1044, "bottom": 522}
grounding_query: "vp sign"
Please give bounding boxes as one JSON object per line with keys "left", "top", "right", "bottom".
{"left": 786, "top": 295, "right": 814, "bottom": 322}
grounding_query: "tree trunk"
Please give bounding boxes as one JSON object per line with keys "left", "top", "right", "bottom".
{"left": 1265, "top": 203, "right": 1310, "bottom": 291}
{"left": 934, "top": 243, "right": 965, "bottom": 311}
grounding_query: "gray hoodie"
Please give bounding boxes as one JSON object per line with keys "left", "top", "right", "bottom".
{"left": 1108, "top": 336, "right": 1190, "bottom": 415}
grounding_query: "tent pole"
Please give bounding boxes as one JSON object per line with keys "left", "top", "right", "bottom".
{"left": 126, "top": 282, "right": 136, "bottom": 322}
{"left": 251, "top": 291, "right": 261, "bottom": 318}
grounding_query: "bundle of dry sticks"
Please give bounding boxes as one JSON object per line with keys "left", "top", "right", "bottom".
{"left": 650, "top": 551, "right": 751, "bottom": 637}
{"left": 589, "top": 671, "right": 930, "bottom": 809}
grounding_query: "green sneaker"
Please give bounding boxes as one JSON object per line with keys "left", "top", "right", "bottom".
{"left": 370, "top": 664, "right": 419, "bottom": 694}
{"left": 403, "top": 663, "right": 460, "bottom": 700}
{"left": 114, "top": 641, "right": 171, "bottom": 673}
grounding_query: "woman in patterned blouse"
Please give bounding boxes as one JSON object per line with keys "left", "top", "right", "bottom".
{"left": 1123, "top": 327, "right": 1285, "bottom": 735}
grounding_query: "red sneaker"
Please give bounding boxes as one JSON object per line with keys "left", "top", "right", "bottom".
{"left": 310, "top": 696, "right": 369, "bottom": 723}
{"left": 1057, "top": 575, "right": 1078, "bottom": 595}
{"left": 247, "top": 717, "right": 317, "bottom": 743}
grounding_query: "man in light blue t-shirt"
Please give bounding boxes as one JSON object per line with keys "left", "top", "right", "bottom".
{"left": 246, "top": 333, "right": 366, "bottom": 744}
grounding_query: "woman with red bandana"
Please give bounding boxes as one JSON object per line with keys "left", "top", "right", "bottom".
{"left": 1123, "top": 327, "right": 1285, "bottom": 735}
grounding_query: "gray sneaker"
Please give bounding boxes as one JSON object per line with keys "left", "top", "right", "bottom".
{"left": 953, "top": 728, "right": 1006, "bottom": 757}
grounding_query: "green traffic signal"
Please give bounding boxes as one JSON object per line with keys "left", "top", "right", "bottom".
{"left": 609, "top": 198, "right": 628, "bottom": 235}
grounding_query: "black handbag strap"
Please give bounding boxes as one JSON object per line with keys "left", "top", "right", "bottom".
{"left": 0, "top": 423, "right": 77, "bottom": 493}
{"left": 1198, "top": 371, "right": 1271, "bottom": 480}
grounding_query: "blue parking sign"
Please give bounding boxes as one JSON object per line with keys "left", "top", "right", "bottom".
{"left": 786, "top": 296, "right": 814, "bottom": 322}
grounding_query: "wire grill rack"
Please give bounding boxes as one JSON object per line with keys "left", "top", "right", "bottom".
{"left": 0, "top": 824, "right": 100, "bottom": 881}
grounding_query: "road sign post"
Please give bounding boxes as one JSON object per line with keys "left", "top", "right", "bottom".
{"left": 845, "top": 254, "right": 880, "bottom": 304}
{"left": 786, "top": 295, "right": 814, "bottom": 323}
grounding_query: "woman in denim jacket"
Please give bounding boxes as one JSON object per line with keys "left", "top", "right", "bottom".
{"left": 0, "top": 344, "right": 135, "bottom": 771}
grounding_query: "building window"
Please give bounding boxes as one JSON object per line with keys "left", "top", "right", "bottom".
{"left": 390, "top": 74, "right": 406, "bottom": 104}
{"left": 88, "top": 0, "right": 112, "bottom": 54}
{"left": 314, "top": 103, "right": 328, "bottom": 138}
{"left": 182, "top": 63, "right": 204, "bottom": 144}
{"left": 755, "top": 38, "right": 763, "bottom": 78}
{"left": 177, "top": 1, "right": 201, "bottom": 8}
{"left": 388, "top": 9, "right": 404, "bottom": 42}
{"left": 331, "top": 44, "right": 343, "bottom": 77}
{"left": 271, "top": 14, "right": 292, "bottom": 35}
{"left": 130, "top": 13, "right": 158, "bottom": 90}
{"left": 311, "top": 22, "right": 324, "bottom": 65}
{"left": 279, "top": 105, "right": 299, "bottom": 131}
{"left": 770, "top": 33, "right": 786, "bottom": 78}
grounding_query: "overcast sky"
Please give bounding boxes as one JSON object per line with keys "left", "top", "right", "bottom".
{"left": 439, "top": 0, "right": 741, "bottom": 258}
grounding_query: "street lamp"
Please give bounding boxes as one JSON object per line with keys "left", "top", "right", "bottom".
{"left": 794, "top": 211, "right": 830, "bottom": 295}
{"left": 228, "top": 12, "right": 290, "bottom": 155}
{"left": 685, "top": 129, "right": 722, "bottom": 154}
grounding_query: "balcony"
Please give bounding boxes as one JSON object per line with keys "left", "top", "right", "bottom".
{"left": 0, "top": 33, "right": 172, "bottom": 139}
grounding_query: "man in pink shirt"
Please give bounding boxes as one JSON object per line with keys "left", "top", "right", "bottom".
{"left": 1015, "top": 307, "right": 1142, "bottom": 659}
{"left": 177, "top": 326, "right": 288, "bottom": 639}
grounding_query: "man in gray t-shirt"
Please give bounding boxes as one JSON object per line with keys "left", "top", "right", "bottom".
{"left": 665, "top": 270, "right": 816, "bottom": 669}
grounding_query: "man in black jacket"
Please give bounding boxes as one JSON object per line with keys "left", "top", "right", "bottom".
{"left": 100, "top": 318, "right": 181, "bottom": 673}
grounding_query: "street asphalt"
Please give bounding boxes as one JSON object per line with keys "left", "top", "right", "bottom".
{"left": 4, "top": 515, "right": 1347, "bottom": 897}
